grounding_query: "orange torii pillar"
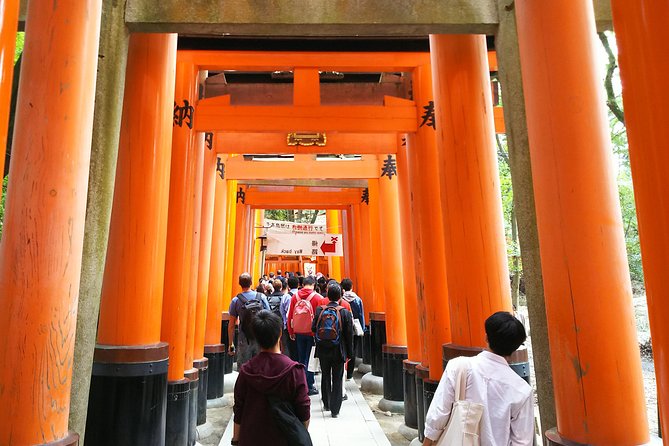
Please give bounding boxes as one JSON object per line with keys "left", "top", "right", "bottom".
{"left": 88, "top": 34, "right": 176, "bottom": 446}
{"left": 0, "top": 0, "right": 18, "bottom": 176}
{"left": 611, "top": 1, "right": 669, "bottom": 437}
{"left": 377, "top": 159, "right": 409, "bottom": 413}
{"left": 397, "top": 135, "right": 422, "bottom": 433}
{"left": 326, "top": 209, "right": 343, "bottom": 280}
{"left": 339, "top": 210, "right": 349, "bottom": 279}
{"left": 231, "top": 186, "right": 250, "bottom": 295}
{"left": 193, "top": 135, "right": 217, "bottom": 421}
{"left": 204, "top": 154, "right": 229, "bottom": 399}
{"left": 162, "top": 59, "right": 198, "bottom": 445}
{"left": 185, "top": 131, "right": 205, "bottom": 437}
{"left": 342, "top": 207, "right": 356, "bottom": 285}
{"left": 222, "top": 179, "right": 238, "bottom": 304}
{"left": 516, "top": 1, "right": 649, "bottom": 444}
{"left": 430, "top": 35, "right": 513, "bottom": 361}
{"left": 410, "top": 63, "right": 452, "bottom": 442}
{"left": 365, "top": 178, "right": 388, "bottom": 387}
{"left": 357, "top": 196, "right": 376, "bottom": 373}
{"left": 0, "top": 1, "right": 102, "bottom": 444}
{"left": 252, "top": 209, "right": 264, "bottom": 282}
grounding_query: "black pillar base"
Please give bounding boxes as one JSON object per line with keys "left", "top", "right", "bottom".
{"left": 370, "top": 312, "right": 386, "bottom": 377}
{"left": 382, "top": 345, "right": 407, "bottom": 402}
{"left": 403, "top": 360, "right": 419, "bottom": 429}
{"left": 46, "top": 431, "right": 80, "bottom": 445}
{"left": 193, "top": 358, "right": 208, "bottom": 426}
{"left": 204, "top": 344, "right": 226, "bottom": 399}
{"left": 221, "top": 313, "right": 234, "bottom": 374}
{"left": 423, "top": 378, "right": 439, "bottom": 438}
{"left": 442, "top": 343, "right": 482, "bottom": 370}
{"left": 362, "top": 326, "right": 372, "bottom": 364}
{"left": 545, "top": 428, "right": 587, "bottom": 446}
{"left": 415, "top": 365, "right": 428, "bottom": 442}
{"left": 185, "top": 368, "right": 199, "bottom": 446}
{"left": 508, "top": 346, "right": 531, "bottom": 384}
{"left": 85, "top": 343, "right": 168, "bottom": 446}
{"left": 166, "top": 378, "right": 190, "bottom": 446}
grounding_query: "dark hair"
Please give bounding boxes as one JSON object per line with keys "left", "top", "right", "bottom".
{"left": 317, "top": 276, "right": 327, "bottom": 286}
{"left": 327, "top": 282, "right": 342, "bottom": 302}
{"left": 341, "top": 278, "right": 353, "bottom": 292}
{"left": 288, "top": 276, "right": 299, "bottom": 289}
{"left": 277, "top": 269, "right": 282, "bottom": 275}
{"left": 269, "top": 272, "right": 275, "bottom": 278}
{"left": 251, "top": 310, "right": 282, "bottom": 349}
{"left": 256, "top": 285, "right": 265, "bottom": 293}
{"left": 239, "top": 273, "right": 252, "bottom": 289}
{"left": 298, "top": 276, "right": 304, "bottom": 287}
{"left": 485, "top": 311, "right": 526, "bottom": 356}
{"left": 303, "top": 276, "right": 316, "bottom": 287}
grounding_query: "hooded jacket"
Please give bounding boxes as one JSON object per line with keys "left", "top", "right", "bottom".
{"left": 233, "top": 351, "right": 311, "bottom": 446}
{"left": 286, "top": 287, "right": 326, "bottom": 336}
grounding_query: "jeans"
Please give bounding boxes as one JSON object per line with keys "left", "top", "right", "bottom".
{"left": 295, "top": 334, "right": 315, "bottom": 390}
{"left": 320, "top": 354, "right": 345, "bottom": 415}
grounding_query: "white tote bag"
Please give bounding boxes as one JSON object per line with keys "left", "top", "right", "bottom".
{"left": 352, "top": 318, "right": 364, "bottom": 337}
{"left": 436, "top": 360, "right": 484, "bottom": 446}
{"left": 307, "top": 345, "right": 320, "bottom": 373}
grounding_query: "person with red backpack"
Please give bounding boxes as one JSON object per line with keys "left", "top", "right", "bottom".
{"left": 287, "top": 275, "right": 326, "bottom": 395}
{"left": 311, "top": 282, "right": 354, "bottom": 417}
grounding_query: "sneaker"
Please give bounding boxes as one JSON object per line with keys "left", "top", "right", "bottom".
{"left": 308, "top": 388, "right": 319, "bottom": 396}
{"left": 342, "top": 394, "right": 348, "bottom": 401}
{"left": 331, "top": 413, "right": 339, "bottom": 418}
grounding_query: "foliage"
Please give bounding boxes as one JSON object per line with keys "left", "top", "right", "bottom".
{"left": 265, "top": 209, "right": 322, "bottom": 223}
{"left": 0, "top": 176, "right": 7, "bottom": 239}
{"left": 15, "top": 32, "right": 24, "bottom": 63}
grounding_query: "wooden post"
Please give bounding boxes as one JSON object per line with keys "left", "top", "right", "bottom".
{"left": 326, "top": 209, "right": 342, "bottom": 281}
{"left": 367, "top": 179, "right": 385, "bottom": 313}
{"left": 610, "top": 0, "right": 669, "bottom": 437}
{"left": 516, "top": 0, "right": 649, "bottom": 443}
{"left": 0, "top": 0, "right": 102, "bottom": 443}
{"left": 430, "top": 34, "right": 512, "bottom": 350}
{"left": 222, "top": 179, "right": 238, "bottom": 303}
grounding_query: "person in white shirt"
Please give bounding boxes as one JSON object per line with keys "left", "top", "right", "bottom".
{"left": 423, "top": 312, "right": 534, "bottom": 446}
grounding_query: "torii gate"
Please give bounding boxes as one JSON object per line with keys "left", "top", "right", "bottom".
{"left": 0, "top": 1, "right": 665, "bottom": 446}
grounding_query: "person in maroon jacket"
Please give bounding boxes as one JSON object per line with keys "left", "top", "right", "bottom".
{"left": 232, "top": 310, "right": 311, "bottom": 446}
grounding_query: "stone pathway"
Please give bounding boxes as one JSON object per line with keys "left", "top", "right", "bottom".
{"left": 218, "top": 379, "right": 391, "bottom": 446}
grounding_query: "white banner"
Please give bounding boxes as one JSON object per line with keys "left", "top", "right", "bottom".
{"left": 266, "top": 233, "right": 343, "bottom": 257}
{"left": 265, "top": 219, "right": 326, "bottom": 234}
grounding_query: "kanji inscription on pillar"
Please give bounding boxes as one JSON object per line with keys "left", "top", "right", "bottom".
{"left": 419, "top": 100, "right": 436, "bottom": 130}
{"left": 205, "top": 132, "right": 214, "bottom": 150}
{"left": 173, "top": 100, "right": 194, "bottom": 129}
{"left": 361, "top": 188, "right": 369, "bottom": 204}
{"left": 236, "top": 187, "right": 245, "bottom": 203}
{"left": 381, "top": 155, "right": 397, "bottom": 180}
{"left": 216, "top": 157, "right": 225, "bottom": 180}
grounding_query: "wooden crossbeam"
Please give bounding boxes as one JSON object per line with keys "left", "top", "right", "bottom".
{"left": 225, "top": 154, "right": 382, "bottom": 180}
{"left": 244, "top": 186, "right": 362, "bottom": 207}
{"left": 216, "top": 133, "right": 398, "bottom": 154}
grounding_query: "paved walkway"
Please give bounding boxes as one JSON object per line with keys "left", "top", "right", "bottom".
{"left": 218, "top": 378, "right": 391, "bottom": 446}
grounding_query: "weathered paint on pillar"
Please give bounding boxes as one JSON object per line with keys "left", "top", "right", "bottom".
{"left": 69, "top": 0, "right": 131, "bottom": 438}
{"left": 397, "top": 137, "right": 422, "bottom": 362}
{"left": 162, "top": 60, "right": 199, "bottom": 382}
{"left": 378, "top": 160, "right": 407, "bottom": 347}
{"left": 351, "top": 203, "right": 369, "bottom": 304}
{"left": 516, "top": 0, "right": 649, "bottom": 442}
{"left": 0, "top": 0, "right": 102, "bottom": 442}
{"left": 495, "top": 0, "right": 557, "bottom": 432}
{"left": 0, "top": 0, "right": 18, "bottom": 177}
{"left": 410, "top": 64, "right": 452, "bottom": 379}
{"left": 204, "top": 157, "right": 228, "bottom": 346}
{"left": 341, "top": 208, "right": 355, "bottom": 284}
{"left": 610, "top": 0, "right": 669, "bottom": 437}
{"left": 185, "top": 131, "right": 205, "bottom": 370}
{"left": 367, "top": 179, "right": 385, "bottom": 313}
{"left": 326, "top": 209, "right": 342, "bottom": 281}
{"left": 430, "top": 34, "right": 512, "bottom": 348}
{"left": 222, "top": 179, "right": 238, "bottom": 303}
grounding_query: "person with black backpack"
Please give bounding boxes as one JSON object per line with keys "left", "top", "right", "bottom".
{"left": 311, "top": 282, "right": 354, "bottom": 418}
{"left": 228, "top": 272, "right": 270, "bottom": 366}
{"left": 267, "top": 279, "right": 285, "bottom": 320}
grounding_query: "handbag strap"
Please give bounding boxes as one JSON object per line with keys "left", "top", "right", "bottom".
{"left": 452, "top": 359, "right": 470, "bottom": 402}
